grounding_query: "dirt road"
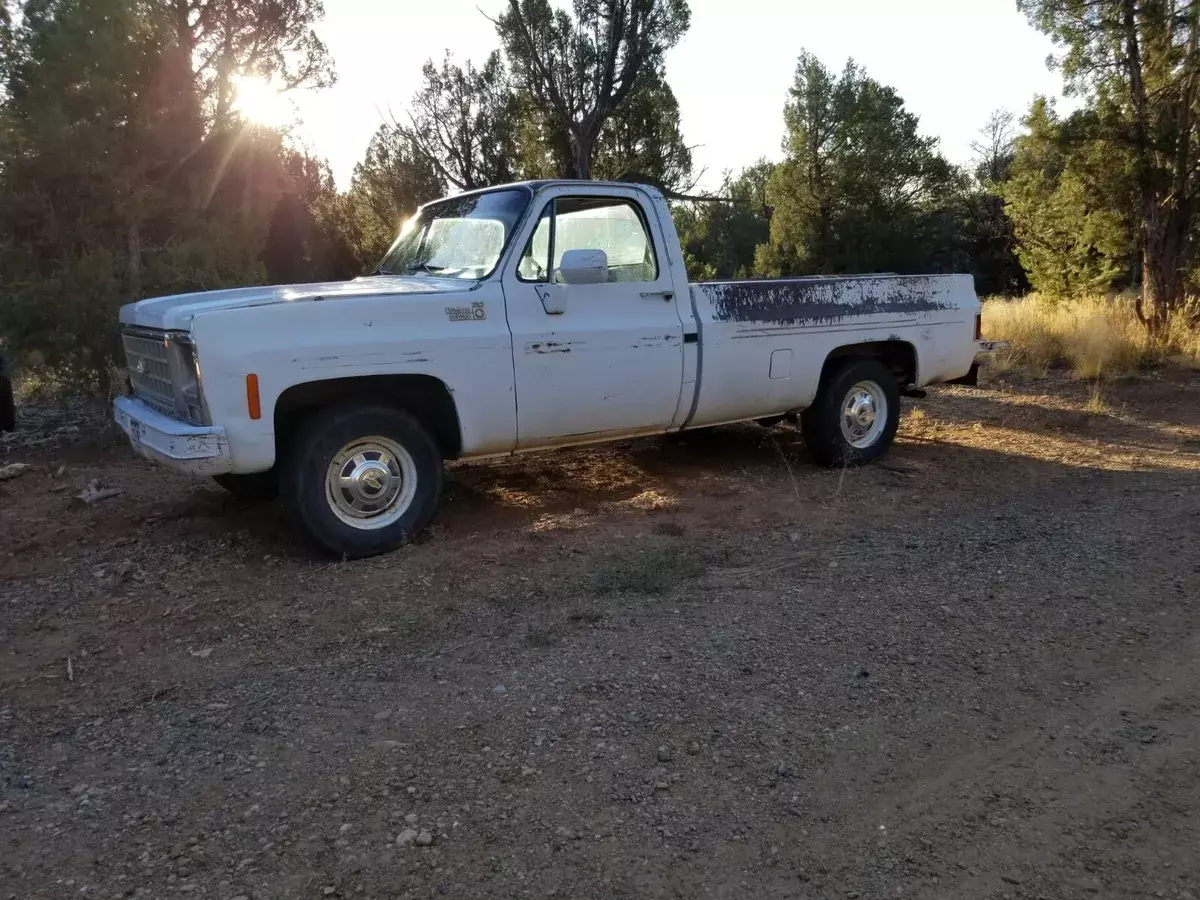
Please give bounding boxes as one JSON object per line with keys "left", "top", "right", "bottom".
{"left": 2, "top": 373, "right": 1199, "bottom": 900}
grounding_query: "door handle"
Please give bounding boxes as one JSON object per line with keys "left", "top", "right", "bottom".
{"left": 640, "top": 290, "right": 674, "bottom": 302}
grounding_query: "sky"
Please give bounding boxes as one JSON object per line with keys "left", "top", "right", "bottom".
{"left": 291, "top": 0, "right": 1072, "bottom": 191}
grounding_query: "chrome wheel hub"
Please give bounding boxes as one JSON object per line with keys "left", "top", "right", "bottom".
{"left": 325, "top": 436, "right": 418, "bottom": 530}
{"left": 840, "top": 381, "right": 888, "bottom": 449}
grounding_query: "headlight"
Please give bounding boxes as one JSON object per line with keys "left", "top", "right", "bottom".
{"left": 167, "top": 334, "right": 209, "bottom": 426}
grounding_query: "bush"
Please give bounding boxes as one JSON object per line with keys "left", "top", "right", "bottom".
{"left": 982, "top": 294, "right": 1200, "bottom": 378}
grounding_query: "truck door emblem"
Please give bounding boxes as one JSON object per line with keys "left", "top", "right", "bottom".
{"left": 446, "top": 302, "right": 486, "bottom": 322}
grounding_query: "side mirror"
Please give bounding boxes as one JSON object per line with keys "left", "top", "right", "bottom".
{"left": 557, "top": 249, "right": 609, "bottom": 285}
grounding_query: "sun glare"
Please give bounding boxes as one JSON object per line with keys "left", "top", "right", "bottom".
{"left": 231, "top": 76, "right": 294, "bottom": 128}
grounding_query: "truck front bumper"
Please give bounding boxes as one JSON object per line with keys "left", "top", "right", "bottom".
{"left": 113, "top": 395, "right": 234, "bottom": 476}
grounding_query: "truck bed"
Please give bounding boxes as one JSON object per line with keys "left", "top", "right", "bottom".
{"left": 681, "top": 274, "right": 979, "bottom": 428}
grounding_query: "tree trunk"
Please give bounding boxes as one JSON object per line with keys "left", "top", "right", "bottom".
{"left": 574, "top": 136, "right": 591, "bottom": 181}
{"left": 174, "top": 0, "right": 199, "bottom": 127}
{"left": 1140, "top": 210, "right": 1185, "bottom": 336}
{"left": 126, "top": 220, "right": 142, "bottom": 299}
{"left": 213, "top": 8, "right": 236, "bottom": 128}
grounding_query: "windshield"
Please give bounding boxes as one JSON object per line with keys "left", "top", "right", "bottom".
{"left": 376, "top": 188, "right": 531, "bottom": 280}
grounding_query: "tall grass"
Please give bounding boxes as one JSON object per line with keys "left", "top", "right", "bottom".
{"left": 982, "top": 294, "right": 1200, "bottom": 378}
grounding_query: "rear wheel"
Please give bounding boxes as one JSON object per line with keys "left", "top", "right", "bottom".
{"left": 282, "top": 404, "right": 443, "bottom": 558}
{"left": 801, "top": 358, "right": 900, "bottom": 466}
{"left": 213, "top": 471, "right": 278, "bottom": 503}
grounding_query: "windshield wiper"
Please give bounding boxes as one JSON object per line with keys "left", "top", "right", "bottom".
{"left": 404, "top": 262, "right": 447, "bottom": 276}
{"left": 374, "top": 266, "right": 394, "bottom": 275}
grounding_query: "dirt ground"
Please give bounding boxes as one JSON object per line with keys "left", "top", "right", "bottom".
{"left": 2, "top": 372, "right": 1199, "bottom": 900}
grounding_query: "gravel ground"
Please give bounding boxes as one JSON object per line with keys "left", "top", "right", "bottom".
{"left": 2, "top": 372, "right": 1199, "bottom": 900}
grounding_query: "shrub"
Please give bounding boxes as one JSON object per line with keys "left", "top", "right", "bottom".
{"left": 982, "top": 294, "right": 1200, "bottom": 378}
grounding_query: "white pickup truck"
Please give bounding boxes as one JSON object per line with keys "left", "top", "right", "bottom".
{"left": 114, "top": 179, "right": 990, "bottom": 557}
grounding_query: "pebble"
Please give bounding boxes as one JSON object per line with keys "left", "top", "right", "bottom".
{"left": 687, "top": 742, "right": 700, "bottom": 755}
{"left": 396, "top": 828, "right": 419, "bottom": 846}
{"left": 521, "top": 766, "right": 536, "bottom": 777}
{"left": 492, "top": 684, "right": 507, "bottom": 694}
{"left": 404, "top": 813, "right": 418, "bottom": 825}
{"left": 656, "top": 745, "right": 672, "bottom": 762}
{"left": 373, "top": 709, "right": 392, "bottom": 721}
{"left": 554, "top": 826, "right": 577, "bottom": 840}
{"left": 415, "top": 831, "right": 433, "bottom": 847}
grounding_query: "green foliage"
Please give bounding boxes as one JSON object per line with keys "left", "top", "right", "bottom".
{"left": 959, "top": 109, "right": 1029, "bottom": 297}
{"left": 3, "top": 0, "right": 1189, "bottom": 395}
{"left": 755, "top": 52, "right": 966, "bottom": 278}
{"left": 0, "top": 0, "right": 338, "bottom": 390}
{"left": 591, "top": 66, "right": 693, "bottom": 188}
{"left": 1018, "top": 0, "right": 1200, "bottom": 329}
{"left": 497, "top": 0, "right": 690, "bottom": 179}
{"left": 402, "top": 51, "right": 519, "bottom": 191}
{"left": 1000, "top": 98, "right": 1137, "bottom": 299}
{"left": 331, "top": 124, "right": 446, "bottom": 272}
{"left": 515, "top": 63, "right": 694, "bottom": 190}
{"left": 674, "top": 161, "right": 773, "bottom": 280}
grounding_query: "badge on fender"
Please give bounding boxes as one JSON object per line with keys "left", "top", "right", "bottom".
{"left": 446, "top": 302, "right": 486, "bottom": 322}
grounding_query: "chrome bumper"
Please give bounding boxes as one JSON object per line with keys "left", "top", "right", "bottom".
{"left": 113, "top": 395, "right": 233, "bottom": 476}
{"left": 975, "top": 340, "right": 1009, "bottom": 363}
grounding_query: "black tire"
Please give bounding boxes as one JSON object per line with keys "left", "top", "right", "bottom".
{"left": 0, "top": 355, "right": 15, "bottom": 433}
{"left": 213, "top": 471, "right": 278, "bottom": 503}
{"left": 801, "top": 358, "right": 900, "bottom": 467}
{"left": 281, "top": 404, "right": 443, "bottom": 559}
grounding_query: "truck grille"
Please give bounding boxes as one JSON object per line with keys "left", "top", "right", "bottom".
{"left": 122, "top": 330, "right": 177, "bottom": 416}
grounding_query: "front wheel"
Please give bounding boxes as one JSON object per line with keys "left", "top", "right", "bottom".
{"left": 282, "top": 404, "right": 443, "bottom": 559}
{"left": 801, "top": 359, "right": 901, "bottom": 466}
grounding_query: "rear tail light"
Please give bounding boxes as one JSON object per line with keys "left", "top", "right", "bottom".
{"left": 974, "top": 313, "right": 983, "bottom": 342}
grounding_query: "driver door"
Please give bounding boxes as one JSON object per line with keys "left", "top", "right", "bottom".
{"left": 502, "top": 187, "right": 686, "bottom": 449}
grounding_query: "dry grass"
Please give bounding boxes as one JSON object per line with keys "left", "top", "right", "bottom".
{"left": 982, "top": 294, "right": 1200, "bottom": 378}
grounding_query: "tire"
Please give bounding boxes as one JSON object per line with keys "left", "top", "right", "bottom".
{"left": 213, "top": 471, "right": 278, "bottom": 503}
{"left": 281, "top": 404, "right": 443, "bottom": 559}
{"left": 801, "top": 358, "right": 901, "bottom": 467}
{"left": 0, "top": 355, "right": 14, "bottom": 433}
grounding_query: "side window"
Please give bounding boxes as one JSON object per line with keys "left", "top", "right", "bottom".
{"left": 516, "top": 203, "right": 552, "bottom": 283}
{"left": 553, "top": 197, "right": 658, "bottom": 284}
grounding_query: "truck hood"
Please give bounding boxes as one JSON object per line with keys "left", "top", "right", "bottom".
{"left": 119, "top": 276, "right": 475, "bottom": 332}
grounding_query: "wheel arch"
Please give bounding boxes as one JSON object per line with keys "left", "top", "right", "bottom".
{"left": 273, "top": 374, "right": 463, "bottom": 460}
{"left": 818, "top": 340, "right": 918, "bottom": 390}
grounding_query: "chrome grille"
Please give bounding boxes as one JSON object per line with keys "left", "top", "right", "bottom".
{"left": 122, "top": 331, "right": 176, "bottom": 416}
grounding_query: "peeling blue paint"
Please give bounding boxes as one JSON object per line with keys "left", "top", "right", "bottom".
{"left": 699, "top": 276, "right": 952, "bottom": 326}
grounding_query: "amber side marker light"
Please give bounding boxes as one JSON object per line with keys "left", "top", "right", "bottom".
{"left": 246, "top": 373, "right": 262, "bottom": 420}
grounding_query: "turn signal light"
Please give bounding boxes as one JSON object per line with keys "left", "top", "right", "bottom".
{"left": 246, "top": 373, "right": 261, "bottom": 420}
{"left": 974, "top": 313, "right": 983, "bottom": 341}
